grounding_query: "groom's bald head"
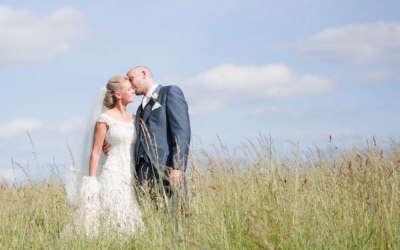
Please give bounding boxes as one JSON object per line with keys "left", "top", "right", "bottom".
{"left": 128, "top": 66, "right": 153, "bottom": 77}
{"left": 127, "top": 66, "right": 155, "bottom": 96}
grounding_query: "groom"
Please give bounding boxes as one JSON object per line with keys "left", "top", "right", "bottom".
{"left": 127, "top": 66, "right": 191, "bottom": 200}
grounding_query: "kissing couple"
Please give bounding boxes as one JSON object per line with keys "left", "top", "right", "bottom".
{"left": 64, "top": 66, "right": 191, "bottom": 236}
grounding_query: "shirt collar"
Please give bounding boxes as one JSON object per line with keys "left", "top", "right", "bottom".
{"left": 145, "top": 84, "right": 159, "bottom": 98}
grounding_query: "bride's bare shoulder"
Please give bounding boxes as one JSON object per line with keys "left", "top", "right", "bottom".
{"left": 102, "top": 110, "right": 117, "bottom": 120}
{"left": 104, "top": 110, "right": 113, "bottom": 116}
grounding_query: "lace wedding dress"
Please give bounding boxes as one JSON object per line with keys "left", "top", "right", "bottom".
{"left": 65, "top": 113, "right": 144, "bottom": 236}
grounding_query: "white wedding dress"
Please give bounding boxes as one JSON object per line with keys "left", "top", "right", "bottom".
{"left": 66, "top": 113, "right": 144, "bottom": 236}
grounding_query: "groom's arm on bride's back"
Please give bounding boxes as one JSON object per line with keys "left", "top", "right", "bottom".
{"left": 165, "top": 85, "right": 191, "bottom": 171}
{"left": 89, "top": 123, "right": 108, "bottom": 176}
{"left": 102, "top": 140, "right": 111, "bottom": 156}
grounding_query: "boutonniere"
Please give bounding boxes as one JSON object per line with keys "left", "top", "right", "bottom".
{"left": 151, "top": 92, "right": 158, "bottom": 103}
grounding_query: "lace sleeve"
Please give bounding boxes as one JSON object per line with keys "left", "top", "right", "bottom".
{"left": 96, "top": 113, "right": 111, "bottom": 127}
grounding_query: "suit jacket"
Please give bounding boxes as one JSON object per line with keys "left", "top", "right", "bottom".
{"left": 135, "top": 85, "right": 191, "bottom": 173}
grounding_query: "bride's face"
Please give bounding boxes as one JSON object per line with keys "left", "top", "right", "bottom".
{"left": 119, "top": 80, "right": 135, "bottom": 104}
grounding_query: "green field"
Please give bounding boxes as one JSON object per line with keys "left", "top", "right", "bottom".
{"left": 1, "top": 139, "right": 399, "bottom": 249}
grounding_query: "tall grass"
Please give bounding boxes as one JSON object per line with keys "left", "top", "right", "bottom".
{"left": 1, "top": 138, "right": 399, "bottom": 249}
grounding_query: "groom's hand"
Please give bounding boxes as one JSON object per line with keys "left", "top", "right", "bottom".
{"left": 102, "top": 141, "right": 111, "bottom": 156}
{"left": 168, "top": 168, "right": 182, "bottom": 188}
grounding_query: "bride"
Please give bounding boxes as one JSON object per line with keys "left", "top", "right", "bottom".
{"left": 64, "top": 75, "right": 144, "bottom": 236}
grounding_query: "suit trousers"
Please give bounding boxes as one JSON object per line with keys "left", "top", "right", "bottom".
{"left": 136, "top": 158, "right": 171, "bottom": 198}
{"left": 136, "top": 158, "right": 188, "bottom": 212}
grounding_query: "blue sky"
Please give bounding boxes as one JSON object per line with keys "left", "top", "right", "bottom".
{"left": 0, "top": 0, "right": 399, "bottom": 182}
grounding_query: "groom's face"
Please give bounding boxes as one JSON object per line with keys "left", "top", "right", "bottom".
{"left": 127, "top": 70, "right": 144, "bottom": 95}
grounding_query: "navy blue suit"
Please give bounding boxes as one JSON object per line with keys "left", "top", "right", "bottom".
{"left": 135, "top": 85, "right": 191, "bottom": 188}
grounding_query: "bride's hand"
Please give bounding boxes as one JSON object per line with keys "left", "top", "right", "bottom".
{"left": 102, "top": 141, "right": 111, "bottom": 156}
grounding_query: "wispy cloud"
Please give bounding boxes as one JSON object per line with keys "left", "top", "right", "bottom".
{"left": 0, "top": 6, "right": 91, "bottom": 67}
{"left": 55, "top": 117, "right": 85, "bottom": 134}
{"left": 0, "top": 168, "right": 18, "bottom": 183}
{"left": 183, "top": 64, "right": 335, "bottom": 114}
{"left": 0, "top": 119, "right": 43, "bottom": 138}
{"left": 0, "top": 117, "right": 84, "bottom": 138}
{"left": 189, "top": 100, "right": 225, "bottom": 115}
{"left": 356, "top": 68, "right": 400, "bottom": 83}
{"left": 288, "top": 22, "right": 400, "bottom": 63}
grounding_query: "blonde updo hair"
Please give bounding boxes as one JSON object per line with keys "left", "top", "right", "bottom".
{"left": 103, "top": 75, "right": 128, "bottom": 109}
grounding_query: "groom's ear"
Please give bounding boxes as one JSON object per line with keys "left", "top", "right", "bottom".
{"left": 141, "top": 69, "right": 148, "bottom": 79}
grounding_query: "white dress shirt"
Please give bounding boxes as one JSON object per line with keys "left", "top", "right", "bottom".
{"left": 141, "top": 84, "right": 159, "bottom": 109}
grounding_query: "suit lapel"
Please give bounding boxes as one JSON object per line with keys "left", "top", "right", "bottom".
{"left": 142, "top": 85, "right": 162, "bottom": 123}
{"left": 135, "top": 106, "right": 142, "bottom": 134}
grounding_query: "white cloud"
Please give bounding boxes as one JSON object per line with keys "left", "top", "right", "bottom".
{"left": 357, "top": 68, "right": 400, "bottom": 83}
{"left": 56, "top": 116, "right": 85, "bottom": 134}
{"left": 183, "top": 64, "right": 335, "bottom": 114}
{"left": 290, "top": 22, "right": 400, "bottom": 63}
{"left": 0, "top": 119, "right": 43, "bottom": 138}
{"left": 0, "top": 168, "right": 18, "bottom": 183}
{"left": 0, "top": 116, "right": 85, "bottom": 138}
{"left": 0, "top": 6, "right": 91, "bottom": 67}
{"left": 189, "top": 100, "right": 225, "bottom": 115}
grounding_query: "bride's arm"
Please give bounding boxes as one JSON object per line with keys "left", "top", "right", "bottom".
{"left": 89, "top": 123, "right": 108, "bottom": 176}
